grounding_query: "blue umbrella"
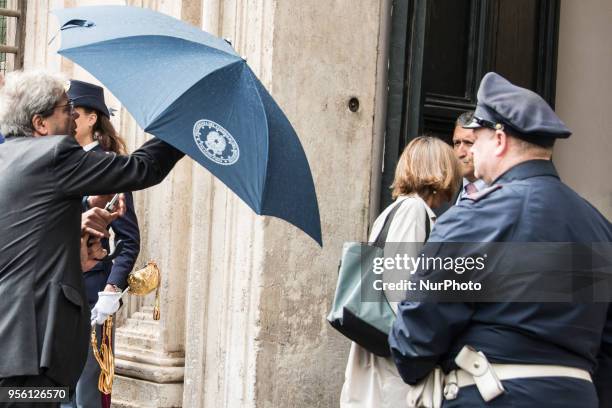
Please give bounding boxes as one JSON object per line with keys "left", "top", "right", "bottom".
{"left": 53, "top": 5, "right": 322, "bottom": 245}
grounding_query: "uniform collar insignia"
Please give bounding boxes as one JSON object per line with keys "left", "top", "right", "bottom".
{"left": 466, "top": 184, "right": 503, "bottom": 202}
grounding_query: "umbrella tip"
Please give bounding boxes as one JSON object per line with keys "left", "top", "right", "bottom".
{"left": 223, "top": 37, "right": 233, "bottom": 46}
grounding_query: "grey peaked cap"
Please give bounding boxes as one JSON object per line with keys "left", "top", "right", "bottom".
{"left": 464, "top": 72, "right": 571, "bottom": 139}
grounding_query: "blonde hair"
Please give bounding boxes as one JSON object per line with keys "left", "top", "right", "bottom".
{"left": 391, "top": 136, "right": 462, "bottom": 200}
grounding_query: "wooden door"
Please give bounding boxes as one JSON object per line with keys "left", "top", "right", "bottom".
{"left": 381, "top": 0, "right": 560, "bottom": 209}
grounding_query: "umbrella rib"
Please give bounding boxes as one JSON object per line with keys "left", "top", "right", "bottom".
{"left": 59, "top": 34, "right": 241, "bottom": 66}
{"left": 144, "top": 58, "right": 247, "bottom": 133}
{"left": 60, "top": 35, "right": 242, "bottom": 131}
{"left": 243, "top": 68, "right": 270, "bottom": 211}
{"left": 54, "top": 6, "right": 238, "bottom": 57}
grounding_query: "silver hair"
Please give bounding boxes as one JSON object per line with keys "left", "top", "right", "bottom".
{"left": 0, "top": 70, "right": 67, "bottom": 137}
{"left": 455, "top": 111, "right": 475, "bottom": 127}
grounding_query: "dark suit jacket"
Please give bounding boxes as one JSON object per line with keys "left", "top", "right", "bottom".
{"left": 0, "top": 135, "right": 183, "bottom": 387}
{"left": 83, "top": 145, "right": 141, "bottom": 306}
{"left": 433, "top": 180, "right": 463, "bottom": 217}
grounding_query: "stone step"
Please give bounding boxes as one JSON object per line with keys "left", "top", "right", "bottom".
{"left": 115, "top": 331, "right": 160, "bottom": 350}
{"left": 112, "top": 375, "right": 183, "bottom": 407}
{"left": 128, "top": 307, "right": 156, "bottom": 320}
{"left": 115, "top": 327, "right": 159, "bottom": 341}
{"left": 115, "top": 358, "right": 184, "bottom": 384}
{"left": 115, "top": 347, "right": 185, "bottom": 367}
{"left": 128, "top": 314, "right": 154, "bottom": 322}
{"left": 111, "top": 400, "right": 143, "bottom": 408}
{"left": 115, "top": 327, "right": 158, "bottom": 340}
{"left": 122, "top": 316, "right": 159, "bottom": 330}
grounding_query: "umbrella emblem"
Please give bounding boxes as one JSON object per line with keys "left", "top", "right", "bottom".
{"left": 53, "top": 5, "right": 322, "bottom": 244}
{"left": 193, "top": 119, "right": 240, "bottom": 166}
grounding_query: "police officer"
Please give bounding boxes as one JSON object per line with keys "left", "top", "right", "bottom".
{"left": 389, "top": 72, "right": 612, "bottom": 407}
{"left": 62, "top": 80, "right": 142, "bottom": 408}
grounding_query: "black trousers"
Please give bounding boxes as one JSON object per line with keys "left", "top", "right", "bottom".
{"left": 442, "top": 377, "right": 597, "bottom": 408}
{"left": 0, "top": 375, "right": 61, "bottom": 408}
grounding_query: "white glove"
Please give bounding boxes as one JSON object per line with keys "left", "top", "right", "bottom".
{"left": 90, "top": 291, "right": 122, "bottom": 325}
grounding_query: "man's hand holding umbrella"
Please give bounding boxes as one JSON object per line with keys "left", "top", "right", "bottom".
{"left": 80, "top": 194, "right": 127, "bottom": 325}
{"left": 80, "top": 195, "right": 126, "bottom": 270}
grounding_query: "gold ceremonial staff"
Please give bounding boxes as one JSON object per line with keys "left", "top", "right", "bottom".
{"left": 91, "top": 261, "right": 161, "bottom": 394}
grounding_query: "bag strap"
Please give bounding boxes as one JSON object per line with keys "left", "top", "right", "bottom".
{"left": 424, "top": 207, "right": 431, "bottom": 242}
{"left": 372, "top": 200, "right": 405, "bottom": 249}
{"left": 373, "top": 199, "right": 433, "bottom": 248}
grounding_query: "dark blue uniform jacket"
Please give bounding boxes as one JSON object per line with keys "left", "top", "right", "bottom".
{"left": 83, "top": 144, "right": 140, "bottom": 306}
{"left": 389, "top": 160, "right": 612, "bottom": 406}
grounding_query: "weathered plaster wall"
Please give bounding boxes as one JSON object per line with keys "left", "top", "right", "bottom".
{"left": 182, "top": 0, "right": 391, "bottom": 406}
{"left": 20, "top": 0, "right": 390, "bottom": 406}
{"left": 555, "top": 0, "right": 612, "bottom": 219}
{"left": 253, "top": 1, "right": 390, "bottom": 407}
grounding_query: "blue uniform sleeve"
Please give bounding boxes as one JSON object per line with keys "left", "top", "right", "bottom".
{"left": 595, "top": 303, "right": 612, "bottom": 408}
{"left": 389, "top": 301, "right": 474, "bottom": 384}
{"left": 107, "top": 192, "right": 140, "bottom": 289}
{"left": 388, "top": 204, "right": 489, "bottom": 384}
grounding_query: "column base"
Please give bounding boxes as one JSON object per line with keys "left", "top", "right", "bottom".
{"left": 112, "top": 306, "right": 185, "bottom": 407}
{"left": 111, "top": 375, "right": 183, "bottom": 408}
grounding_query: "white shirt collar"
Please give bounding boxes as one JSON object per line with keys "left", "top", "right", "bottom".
{"left": 398, "top": 193, "right": 437, "bottom": 221}
{"left": 82, "top": 140, "right": 100, "bottom": 152}
{"left": 462, "top": 177, "right": 487, "bottom": 190}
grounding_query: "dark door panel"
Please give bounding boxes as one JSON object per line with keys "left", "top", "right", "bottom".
{"left": 381, "top": 0, "right": 560, "bottom": 209}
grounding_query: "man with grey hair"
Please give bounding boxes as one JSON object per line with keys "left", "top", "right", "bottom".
{"left": 0, "top": 70, "right": 78, "bottom": 138}
{"left": 452, "top": 111, "right": 487, "bottom": 203}
{"left": 0, "top": 70, "right": 184, "bottom": 404}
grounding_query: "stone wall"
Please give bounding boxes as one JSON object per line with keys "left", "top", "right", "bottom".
{"left": 555, "top": 0, "right": 612, "bottom": 220}
{"left": 18, "top": 0, "right": 612, "bottom": 407}
{"left": 22, "top": 0, "right": 390, "bottom": 406}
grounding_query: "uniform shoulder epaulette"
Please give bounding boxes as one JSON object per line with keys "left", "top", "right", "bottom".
{"left": 466, "top": 184, "right": 503, "bottom": 202}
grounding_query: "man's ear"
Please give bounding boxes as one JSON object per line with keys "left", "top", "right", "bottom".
{"left": 493, "top": 129, "right": 508, "bottom": 157}
{"left": 31, "top": 114, "right": 49, "bottom": 137}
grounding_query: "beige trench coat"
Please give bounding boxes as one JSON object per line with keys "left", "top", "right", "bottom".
{"left": 340, "top": 194, "right": 436, "bottom": 408}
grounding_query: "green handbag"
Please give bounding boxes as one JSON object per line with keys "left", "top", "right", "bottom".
{"left": 327, "top": 201, "right": 404, "bottom": 357}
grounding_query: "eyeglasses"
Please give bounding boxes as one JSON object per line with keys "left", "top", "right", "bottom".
{"left": 39, "top": 99, "right": 75, "bottom": 116}
{"left": 473, "top": 115, "right": 504, "bottom": 131}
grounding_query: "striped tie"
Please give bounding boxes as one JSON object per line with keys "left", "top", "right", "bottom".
{"left": 465, "top": 182, "right": 478, "bottom": 196}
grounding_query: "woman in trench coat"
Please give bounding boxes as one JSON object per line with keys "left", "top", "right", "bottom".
{"left": 340, "top": 136, "right": 461, "bottom": 407}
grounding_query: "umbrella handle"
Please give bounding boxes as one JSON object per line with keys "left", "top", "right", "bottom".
{"left": 49, "top": 19, "right": 95, "bottom": 46}
{"left": 61, "top": 19, "right": 95, "bottom": 30}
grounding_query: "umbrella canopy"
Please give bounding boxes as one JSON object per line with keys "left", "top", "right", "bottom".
{"left": 53, "top": 5, "right": 322, "bottom": 245}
